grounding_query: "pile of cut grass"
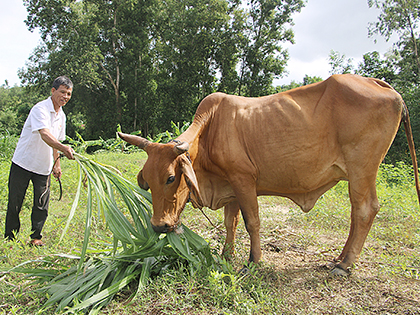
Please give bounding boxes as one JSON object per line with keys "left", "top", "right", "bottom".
{"left": 1, "top": 153, "right": 221, "bottom": 314}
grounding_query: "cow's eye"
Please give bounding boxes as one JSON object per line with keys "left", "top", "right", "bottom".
{"left": 166, "top": 175, "right": 176, "bottom": 185}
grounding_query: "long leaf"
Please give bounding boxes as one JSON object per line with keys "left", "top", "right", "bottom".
{"left": 77, "top": 178, "right": 93, "bottom": 272}
{"left": 59, "top": 164, "right": 83, "bottom": 243}
{"left": 65, "top": 271, "right": 140, "bottom": 313}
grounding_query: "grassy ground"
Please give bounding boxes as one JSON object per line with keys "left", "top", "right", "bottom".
{"left": 0, "top": 152, "right": 419, "bottom": 314}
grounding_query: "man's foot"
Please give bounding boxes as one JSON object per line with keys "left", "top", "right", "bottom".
{"left": 29, "top": 239, "right": 45, "bottom": 246}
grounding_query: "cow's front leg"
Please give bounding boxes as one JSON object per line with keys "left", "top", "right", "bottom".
{"left": 242, "top": 206, "right": 261, "bottom": 263}
{"left": 222, "top": 200, "right": 240, "bottom": 260}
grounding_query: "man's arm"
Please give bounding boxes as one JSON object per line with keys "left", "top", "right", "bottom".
{"left": 38, "top": 128, "right": 74, "bottom": 160}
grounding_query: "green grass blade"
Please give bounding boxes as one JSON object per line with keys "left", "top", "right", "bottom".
{"left": 77, "top": 179, "right": 93, "bottom": 272}
{"left": 166, "top": 232, "right": 199, "bottom": 264}
{"left": 66, "top": 270, "right": 140, "bottom": 313}
{"left": 59, "top": 163, "right": 83, "bottom": 243}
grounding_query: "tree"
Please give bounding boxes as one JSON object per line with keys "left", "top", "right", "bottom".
{"left": 236, "top": 0, "right": 305, "bottom": 97}
{"left": 21, "top": 0, "right": 158, "bottom": 138}
{"left": 19, "top": 0, "right": 305, "bottom": 138}
{"left": 356, "top": 51, "right": 397, "bottom": 83}
{"left": 368, "top": 0, "right": 420, "bottom": 78}
{"left": 214, "top": 0, "right": 243, "bottom": 94}
{"left": 151, "top": 0, "right": 234, "bottom": 130}
{"left": 328, "top": 50, "right": 354, "bottom": 75}
{"left": 0, "top": 85, "right": 45, "bottom": 135}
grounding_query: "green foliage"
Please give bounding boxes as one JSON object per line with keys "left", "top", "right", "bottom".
{"left": 235, "top": 0, "right": 305, "bottom": 97}
{"left": 368, "top": 0, "right": 420, "bottom": 40}
{"left": 328, "top": 50, "right": 355, "bottom": 75}
{"left": 377, "top": 161, "right": 414, "bottom": 188}
{"left": 153, "top": 120, "right": 191, "bottom": 143}
{"left": 356, "top": 51, "right": 398, "bottom": 83}
{"left": 367, "top": 0, "right": 420, "bottom": 78}
{"left": 66, "top": 122, "right": 192, "bottom": 154}
{"left": 65, "top": 132, "right": 128, "bottom": 154}
{"left": 19, "top": 0, "right": 306, "bottom": 139}
{"left": 0, "top": 85, "right": 45, "bottom": 135}
{"left": 2, "top": 153, "right": 218, "bottom": 313}
{"left": 275, "top": 75, "right": 323, "bottom": 92}
{"left": 0, "top": 131, "right": 18, "bottom": 161}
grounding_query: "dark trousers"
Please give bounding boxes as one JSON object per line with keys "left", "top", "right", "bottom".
{"left": 4, "top": 162, "right": 50, "bottom": 240}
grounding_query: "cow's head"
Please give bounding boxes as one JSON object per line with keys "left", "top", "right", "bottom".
{"left": 118, "top": 132, "right": 202, "bottom": 233}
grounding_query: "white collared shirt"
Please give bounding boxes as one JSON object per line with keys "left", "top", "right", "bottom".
{"left": 12, "top": 97, "right": 66, "bottom": 175}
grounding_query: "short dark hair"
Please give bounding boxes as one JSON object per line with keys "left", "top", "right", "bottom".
{"left": 52, "top": 76, "right": 73, "bottom": 90}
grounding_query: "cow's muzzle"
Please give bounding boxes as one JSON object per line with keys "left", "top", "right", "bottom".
{"left": 151, "top": 222, "right": 179, "bottom": 234}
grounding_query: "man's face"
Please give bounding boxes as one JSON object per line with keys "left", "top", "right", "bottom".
{"left": 51, "top": 85, "right": 72, "bottom": 110}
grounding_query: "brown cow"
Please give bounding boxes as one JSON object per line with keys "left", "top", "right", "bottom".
{"left": 119, "top": 74, "right": 420, "bottom": 275}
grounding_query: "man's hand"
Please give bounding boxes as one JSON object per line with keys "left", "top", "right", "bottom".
{"left": 52, "top": 164, "right": 62, "bottom": 179}
{"left": 61, "top": 145, "right": 75, "bottom": 160}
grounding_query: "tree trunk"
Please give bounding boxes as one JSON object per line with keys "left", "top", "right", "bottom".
{"left": 403, "top": 0, "right": 420, "bottom": 79}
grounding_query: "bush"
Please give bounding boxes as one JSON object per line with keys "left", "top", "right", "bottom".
{"left": 0, "top": 130, "right": 17, "bottom": 161}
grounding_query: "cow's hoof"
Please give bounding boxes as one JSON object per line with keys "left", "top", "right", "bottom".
{"left": 329, "top": 265, "right": 350, "bottom": 277}
{"left": 324, "top": 262, "right": 336, "bottom": 270}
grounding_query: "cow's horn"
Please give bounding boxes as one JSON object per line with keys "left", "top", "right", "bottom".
{"left": 118, "top": 132, "right": 150, "bottom": 150}
{"left": 173, "top": 141, "right": 189, "bottom": 156}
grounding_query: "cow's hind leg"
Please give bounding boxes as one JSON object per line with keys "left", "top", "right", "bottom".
{"left": 222, "top": 200, "right": 241, "bottom": 260}
{"left": 332, "top": 179, "right": 380, "bottom": 275}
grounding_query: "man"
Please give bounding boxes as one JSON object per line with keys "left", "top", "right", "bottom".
{"left": 4, "top": 76, "right": 75, "bottom": 246}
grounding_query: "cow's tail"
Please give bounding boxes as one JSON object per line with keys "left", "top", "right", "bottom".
{"left": 401, "top": 101, "right": 420, "bottom": 205}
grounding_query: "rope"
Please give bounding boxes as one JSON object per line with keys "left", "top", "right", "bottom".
{"left": 39, "top": 154, "right": 63, "bottom": 204}
{"left": 198, "top": 207, "right": 224, "bottom": 232}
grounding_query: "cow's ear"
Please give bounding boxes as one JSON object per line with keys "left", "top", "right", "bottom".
{"left": 137, "top": 170, "right": 149, "bottom": 190}
{"left": 180, "top": 156, "right": 203, "bottom": 207}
